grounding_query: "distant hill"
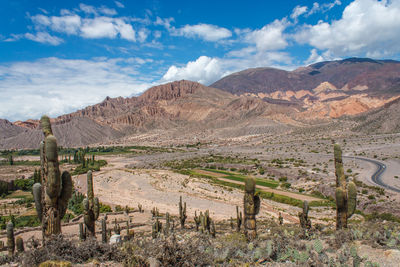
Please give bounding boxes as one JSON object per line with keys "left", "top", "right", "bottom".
{"left": 0, "top": 80, "right": 296, "bottom": 149}
{"left": 211, "top": 58, "right": 400, "bottom": 118}
{"left": 352, "top": 97, "right": 400, "bottom": 134}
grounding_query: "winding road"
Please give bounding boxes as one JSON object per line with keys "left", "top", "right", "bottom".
{"left": 344, "top": 156, "right": 400, "bottom": 193}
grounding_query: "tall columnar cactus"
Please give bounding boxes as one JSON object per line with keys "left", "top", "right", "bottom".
{"left": 236, "top": 206, "right": 242, "bottom": 232}
{"left": 244, "top": 177, "right": 260, "bottom": 241}
{"left": 33, "top": 115, "right": 73, "bottom": 239}
{"left": 152, "top": 218, "right": 162, "bottom": 239}
{"left": 16, "top": 236, "right": 24, "bottom": 253}
{"left": 298, "top": 201, "right": 311, "bottom": 229}
{"left": 179, "top": 196, "right": 187, "bottom": 229}
{"left": 79, "top": 223, "right": 86, "bottom": 241}
{"left": 101, "top": 218, "right": 107, "bottom": 243}
{"left": 194, "top": 211, "right": 201, "bottom": 231}
{"left": 83, "top": 170, "right": 100, "bottom": 237}
{"left": 165, "top": 212, "right": 171, "bottom": 234}
{"left": 334, "top": 144, "right": 357, "bottom": 229}
{"left": 7, "top": 222, "right": 14, "bottom": 256}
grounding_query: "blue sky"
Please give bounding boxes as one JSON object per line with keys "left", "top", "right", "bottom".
{"left": 1, "top": 0, "right": 400, "bottom": 121}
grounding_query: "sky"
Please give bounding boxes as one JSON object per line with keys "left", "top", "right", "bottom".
{"left": 1, "top": 0, "right": 400, "bottom": 121}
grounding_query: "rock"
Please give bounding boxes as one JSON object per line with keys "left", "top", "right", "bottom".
{"left": 148, "top": 257, "right": 161, "bottom": 267}
{"left": 109, "top": 234, "right": 121, "bottom": 244}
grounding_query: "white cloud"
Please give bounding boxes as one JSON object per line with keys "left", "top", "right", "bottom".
{"left": 98, "top": 6, "right": 117, "bottom": 16}
{"left": 137, "top": 28, "right": 149, "bottom": 42}
{"left": 291, "top": 6, "right": 308, "bottom": 20}
{"left": 115, "top": 1, "right": 125, "bottom": 8}
{"left": 162, "top": 56, "right": 223, "bottom": 84}
{"left": 0, "top": 57, "right": 154, "bottom": 121}
{"left": 295, "top": 0, "right": 400, "bottom": 57}
{"left": 161, "top": 52, "right": 296, "bottom": 86}
{"left": 80, "top": 17, "right": 118, "bottom": 38}
{"left": 155, "top": 17, "right": 174, "bottom": 29}
{"left": 244, "top": 19, "right": 288, "bottom": 51}
{"left": 49, "top": 15, "right": 81, "bottom": 34}
{"left": 305, "top": 49, "right": 325, "bottom": 64}
{"left": 172, "top": 23, "right": 232, "bottom": 42}
{"left": 30, "top": 13, "right": 137, "bottom": 41}
{"left": 24, "top": 32, "right": 63, "bottom": 45}
{"left": 79, "top": 3, "right": 97, "bottom": 15}
{"left": 307, "top": 0, "right": 341, "bottom": 16}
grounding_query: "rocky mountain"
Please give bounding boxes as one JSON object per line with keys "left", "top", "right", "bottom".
{"left": 0, "top": 80, "right": 296, "bottom": 149}
{"left": 0, "top": 119, "right": 25, "bottom": 140}
{"left": 211, "top": 58, "right": 400, "bottom": 118}
{"left": 352, "top": 97, "right": 400, "bottom": 134}
{"left": 0, "top": 117, "right": 124, "bottom": 149}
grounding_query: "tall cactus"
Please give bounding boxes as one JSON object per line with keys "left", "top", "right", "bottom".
{"left": 244, "top": 177, "right": 260, "bottom": 241}
{"left": 7, "top": 222, "right": 14, "bottom": 256}
{"left": 236, "top": 206, "right": 242, "bottom": 232}
{"left": 334, "top": 144, "right": 357, "bottom": 229}
{"left": 32, "top": 115, "right": 73, "bottom": 239}
{"left": 179, "top": 196, "right": 187, "bottom": 229}
{"left": 83, "top": 170, "right": 100, "bottom": 237}
{"left": 298, "top": 201, "right": 311, "bottom": 229}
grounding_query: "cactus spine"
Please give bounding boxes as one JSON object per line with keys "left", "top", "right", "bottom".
{"left": 244, "top": 177, "right": 260, "bottom": 241}
{"left": 334, "top": 144, "right": 357, "bottom": 229}
{"left": 179, "top": 196, "right": 187, "bottom": 229}
{"left": 83, "top": 171, "right": 100, "bottom": 237}
{"left": 33, "top": 115, "right": 73, "bottom": 240}
{"left": 299, "top": 201, "right": 311, "bottom": 229}
{"left": 7, "top": 222, "right": 14, "bottom": 256}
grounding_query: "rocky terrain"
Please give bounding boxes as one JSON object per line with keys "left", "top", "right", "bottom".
{"left": 212, "top": 58, "right": 400, "bottom": 119}
{"left": 2, "top": 58, "right": 400, "bottom": 150}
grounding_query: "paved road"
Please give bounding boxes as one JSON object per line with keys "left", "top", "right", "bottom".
{"left": 344, "top": 156, "right": 400, "bottom": 193}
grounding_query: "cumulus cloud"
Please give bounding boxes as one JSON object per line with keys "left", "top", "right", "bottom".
{"left": 307, "top": 0, "right": 341, "bottom": 16}
{"left": 244, "top": 19, "right": 288, "bottom": 51}
{"left": 29, "top": 13, "right": 137, "bottom": 42}
{"left": 291, "top": 5, "right": 308, "bottom": 20}
{"left": 162, "top": 56, "right": 223, "bottom": 84}
{"left": 79, "top": 4, "right": 117, "bottom": 16}
{"left": 161, "top": 51, "right": 296, "bottom": 86}
{"left": 171, "top": 23, "right": 232, "bottom": 42}
{"left": 0, "top": 57, "right": 155, "bottom": 121}
{"left": 24, "top": 32, "right": 63, "bottom": 45}
{"left": 296, "top": 0, "right": 400, "bottom": 57}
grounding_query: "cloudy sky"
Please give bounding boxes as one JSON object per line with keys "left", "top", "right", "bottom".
{"left": 1, "top": 0, "right": 400, "bottom": 121}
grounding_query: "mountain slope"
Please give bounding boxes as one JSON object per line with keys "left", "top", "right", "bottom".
{"left": 0, "top": 119, "right": 25, "bottom": 139}
{"left": 211, "top": 58, "right": 400, "bottom": 118}
{"left": 352, "top": 97, "right": 400, "bottom": 134}
{"left": 1, "top": 80, "right": 297, "bottom": 149}
{"left": 0, "top": 117, "right": 124, "bottom": 149}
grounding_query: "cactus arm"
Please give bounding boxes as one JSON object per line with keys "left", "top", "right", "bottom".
{"left": 7, "top": 222, "right": 14, "bottom": 256}
{"left": 58, "top": 171, "right": 73, "bottom": 219}
{"left": 347, "top": 181, "right": 357, "bottom": 218}
{"left": 32, "top": 183, "right": 42, "bottom": 222}
{"left": 94, "top": 197, "right": 100, "bottom": 220}
{"left": 45, "top": 135, "right": 61, "bottom": 199}
{"left": 40, "top": 115, "right": 53, "bottom": 137}
{"left": 254, "top": 195, "right": 260, "bottom": 215}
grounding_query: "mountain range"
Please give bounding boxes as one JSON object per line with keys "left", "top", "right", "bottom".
{"left": 2, "top": 58, "right": 400, "bottom": 149}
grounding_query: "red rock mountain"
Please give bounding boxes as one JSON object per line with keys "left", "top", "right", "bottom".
{"left": 211, "top": 58, "right": 400, "bottom": 118}
{"left": 0, "top": 80, "right": 296, "bottom": 149}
